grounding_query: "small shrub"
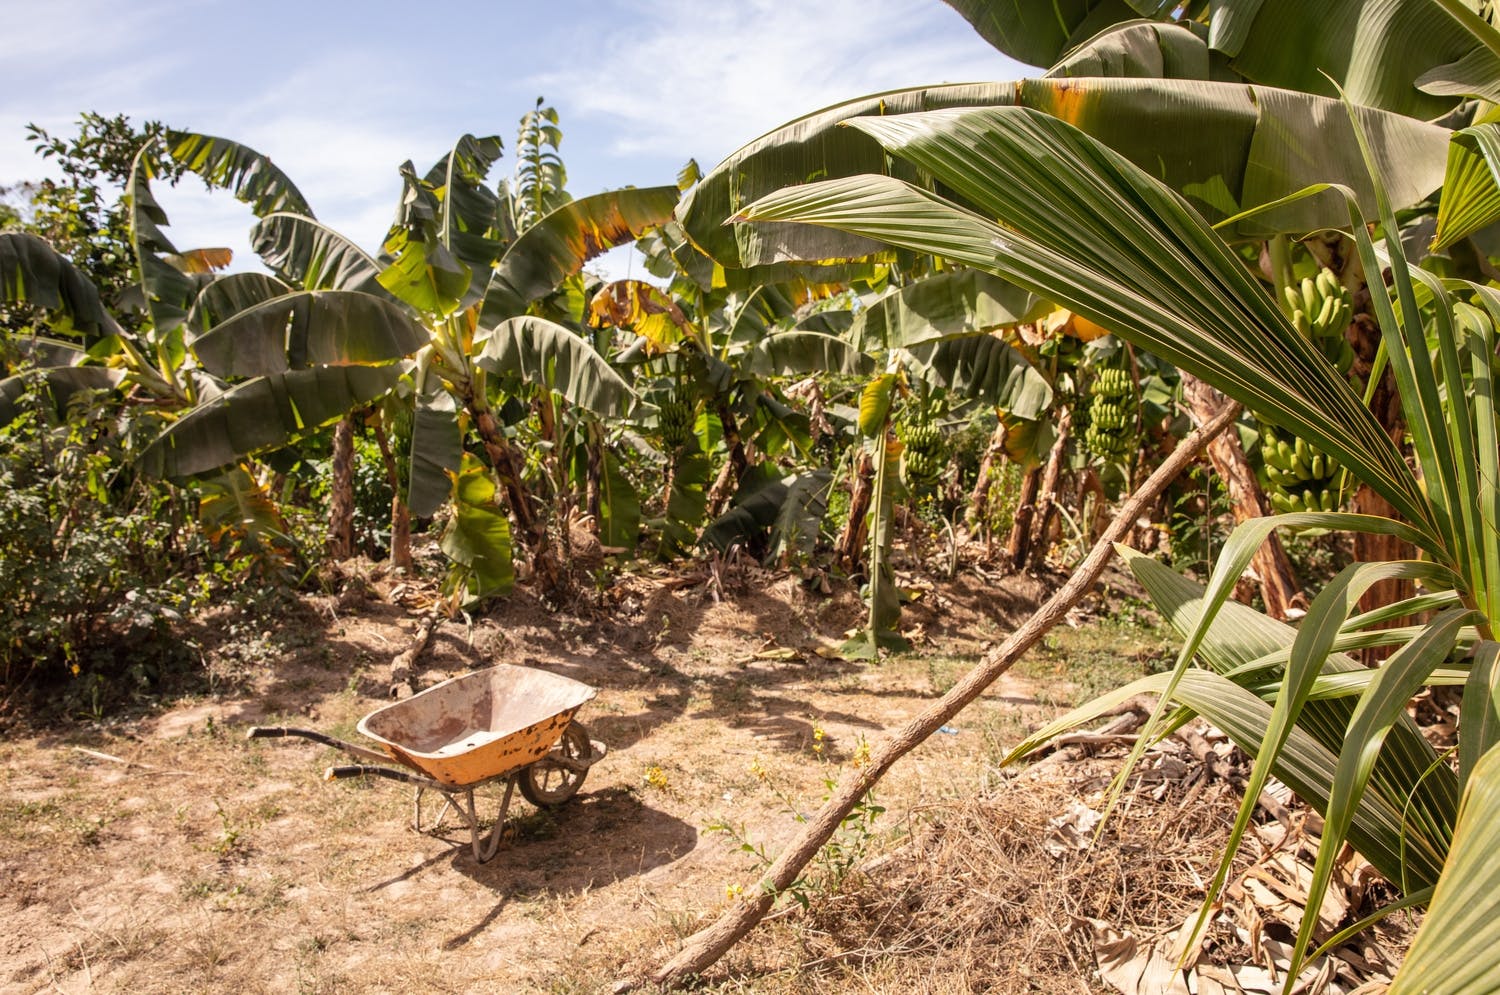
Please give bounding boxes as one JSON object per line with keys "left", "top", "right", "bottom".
{"left": 0, "top": 382, "right": 203, "bottom": 704}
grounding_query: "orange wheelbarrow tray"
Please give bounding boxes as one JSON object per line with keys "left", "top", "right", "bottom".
{"left": 247, "top": 664, "right": 606, "bottom": 862}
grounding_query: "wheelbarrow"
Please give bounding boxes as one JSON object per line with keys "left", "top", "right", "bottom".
{"left": 247, "top": 664, "right": 605, "bottom": 862}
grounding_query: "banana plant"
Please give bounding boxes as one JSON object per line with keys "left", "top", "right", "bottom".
{"left": 0, "top": 139, "right": 426, "bottom": 485}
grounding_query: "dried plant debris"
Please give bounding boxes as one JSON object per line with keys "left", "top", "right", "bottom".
{"left": 778, "top": 722, "right": 1413, "bottom": 995}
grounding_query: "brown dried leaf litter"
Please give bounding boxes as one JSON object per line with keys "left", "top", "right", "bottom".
{"left": 724, "top": 725, "right": 1415, "bottom": 995}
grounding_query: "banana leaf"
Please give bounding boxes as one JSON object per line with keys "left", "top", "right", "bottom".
{"left": 137, "top": 364, "right": 402, "bottom": 478}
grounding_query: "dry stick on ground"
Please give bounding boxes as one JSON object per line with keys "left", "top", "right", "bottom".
{"left": 389, "top": 612, "right": 440, "bottom": 699}
{"left": 632, "top": 399, "right": 1242, "bottom": 992}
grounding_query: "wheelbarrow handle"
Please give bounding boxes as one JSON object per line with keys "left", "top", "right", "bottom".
{"left": 246, "top": 726, "right": 391, "bottom": 765}
{"left": 324, "top": 764, "right": 448, "bottom": 791}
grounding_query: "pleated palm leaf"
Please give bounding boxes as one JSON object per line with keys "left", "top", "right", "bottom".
{"left": 735, "top": 105, "right": 1500, "bottom": 991}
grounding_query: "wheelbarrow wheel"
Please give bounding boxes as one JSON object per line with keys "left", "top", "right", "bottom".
{"left": 519, "top": 721, "right": 591, "bottom": 808}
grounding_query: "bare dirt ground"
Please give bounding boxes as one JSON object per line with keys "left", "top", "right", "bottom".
{"left": 0, "top": 560, "right": 1411, "bottom": 994}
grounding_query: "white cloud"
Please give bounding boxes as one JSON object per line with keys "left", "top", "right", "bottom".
{"left": 534, "top": 0, "right": 1023, "bottom": 168}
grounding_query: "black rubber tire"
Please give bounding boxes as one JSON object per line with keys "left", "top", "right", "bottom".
{"left": 518, "top": 721, "right": 591, "bottom": 807}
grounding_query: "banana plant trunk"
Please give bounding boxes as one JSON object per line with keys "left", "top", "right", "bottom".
{"left": 834, "top": 447, "right": 875, "bottom": 572}
{"left": 1348, "top": 311, "right": 1415, "bottom": 659}
{"left": 1026, "top": 407, "right": 1072, "bottom": 570}
{"left": 967, "top": 421, "right": 1008, "bottom": 537}
{"left": 473, "top": 409, "right": 567, "bottom": 600}
{"left": 1180, "top": 374, "right": 1305, "bottom": 620}
{"left": 1004, "top": 463, "right": 1043, "bottom": 571}
{"left": 705, "top": 399, "right": 750, "bottom": 518}
{"left": 327, "top": 415, "right": 356, "bottom": 561}
{"left": 372, "top": 415, "right": 412, "bottom": 572}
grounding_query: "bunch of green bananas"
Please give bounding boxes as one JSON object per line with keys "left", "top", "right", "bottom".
{"left": 659, "top": 400, "right": 693, "bottom": 450}
{"left": 898, "top": 414, "right": 947, "bottom": 492}
{"left": 1261, "top": 429, "right": 1343, "bottom": 513}
{"left": 1285, "top": 268, "right": 1356, "bottom": 371}
{"left": 1084, "top": 366, "right": 1135, "bottom": 463}
{"left": 1257, "top": 268, "right": 1355, "bottom": 514}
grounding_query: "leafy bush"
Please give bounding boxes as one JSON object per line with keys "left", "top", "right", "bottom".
{"left": 0, "top": 381, "right": 204, "bottom": 703}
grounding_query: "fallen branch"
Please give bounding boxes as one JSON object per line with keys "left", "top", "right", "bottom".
{"left": 390, "top": 611, "right": 440, "bottom": 699}
{"left": 629, "top": 400, "right": 1242, "bottom": 991}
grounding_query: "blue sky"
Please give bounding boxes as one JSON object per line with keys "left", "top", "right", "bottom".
{"left": 1, "top": 0, "right": 1030, "bottom": 276}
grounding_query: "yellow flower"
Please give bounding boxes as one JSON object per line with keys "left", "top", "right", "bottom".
{"left": 851, "top": 739, "right": 871, "bottom": 769}
{"left": 643, "top": 765, "right": 669, "bottom": 790}
{"left": 725, "top": 882, "right": 743, "bottom": 900}
{"left": 748, "top": 756, "right": 768, "bottom": 782}
{"left": 70, "top": 663, "right": 80, "bottom": 676}
{"left": 811, "top": 726, "right": 826, "bottom": 755}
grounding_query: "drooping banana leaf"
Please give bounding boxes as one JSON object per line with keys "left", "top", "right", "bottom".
{"left": 657, "top": 450, "right": 711, "bottom": 559}
{"left": 1046, "top": 19, "right": 1226, "bottom": 81}
{"left": 482, "top": 185, "right": 680, "bottom": 323}
{"left": 184, "top": 272, "right": 292, "bottom": 336}
{"left": 679, "top": 79, "right": 1447, "bottom": 266}
{"left": 190, "top": 290, "right": 430, "bottom": 378}
{"left": 127, "top": 146, "right": 198, "bottom": 371}
{"left": 733, "top": 106, "right": 1438, "bottom": 552}
{"left": 378, "top": 161, "right": 471, "bottom": 317}
{"left": 676, "top": 82, "right": 1014, "bottom": 270}
{"left": 700, "top": 470, "right": 832, "bottom": 560}
{"left": 169, "top": 132, "right": 313, "bottom": 218}
{"left": 849, "top": 268, "right": 1047, "bottom": 351}
{"left": 137, "top": 364, "right": 402, "bottom": 478}
{"left": 250, "top": 213, "right": 388, "bottom": 296}
{"left": 940, "top": 0, "right": 1179, "bottom": 69}
{"left": 596, "top": 447, "right": 640, "bottom": 553}
{"left": 474, "top": 315, "right": 636, "bottom": 418}
{"left": 904, "top": 334, "right": 1053, "bottom": 416}
{"left": 441, "top": 453, "right": 514, "bottom": 602}
{"left": 0, "top": 232, "right": 121, "bottom": 341}
{"left": 943, "top": 0, "right": 1500, "bottom": 115}
{"left": 1209, "top": 0, "right": 1500, "bottom": 116}
{"left": 744, "top": 331, "right": 874, "bottom": 378}
{"left": 406, "top": 391, "right": 463, "bottom": 519}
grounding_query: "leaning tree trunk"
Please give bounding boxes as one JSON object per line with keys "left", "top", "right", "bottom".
{"left": 1180, "top": 373, "right": 1305, "bottom": 620}
{"left": 1027, "top": 407, "right": 1073, "bottom": 571}
{"left": 833, "top": 447, "right": 875, "bottom": 573}
{"left": 630, "top": 400, "right": 1244, "bottom": 993}
{"left": 327, "top": 414, "right": 356, "bottom": 561}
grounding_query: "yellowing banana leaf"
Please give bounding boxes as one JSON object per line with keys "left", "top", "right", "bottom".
{"left": 588, "top": 279, "right": 692, "bottom": 353}
{"left": 441, "top": 453, "right": 514, "bottom": 603}
{"left": 482, "top": 185, "right": 679, "bottom": 322}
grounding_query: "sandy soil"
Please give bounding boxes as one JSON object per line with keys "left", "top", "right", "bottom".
{"left": 0, "top": 561, "right": 1083, "bottom": 993}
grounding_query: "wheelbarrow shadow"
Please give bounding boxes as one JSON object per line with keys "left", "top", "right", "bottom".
{"left": 361, "top": 786, "right": 697, "bottom": 950}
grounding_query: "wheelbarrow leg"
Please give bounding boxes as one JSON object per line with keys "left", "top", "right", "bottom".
{"left": 453, "top": 776, "right": 517, "bottom": 863}
{"left": 412, "top": 787, "right": 455, "bottom": 834}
